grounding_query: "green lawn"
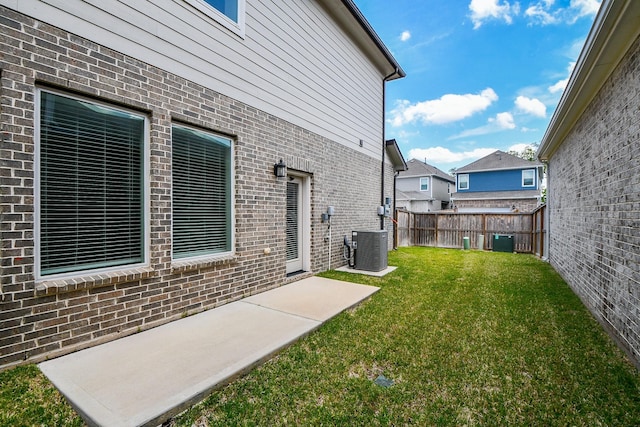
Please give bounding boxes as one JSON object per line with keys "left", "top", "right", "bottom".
{"left": 2, "top": 247, "right": 639, "bottom": 426}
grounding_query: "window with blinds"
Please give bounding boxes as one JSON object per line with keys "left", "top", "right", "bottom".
{"left": 38, "top": 90, "right": 146, "bottom": 277}
{"left": 171, "top": 125, "right": 232, "bottom": 259}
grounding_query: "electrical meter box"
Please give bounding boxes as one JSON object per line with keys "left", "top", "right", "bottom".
{"left": 352, "top": 230, "right": 388, "bottom": 271}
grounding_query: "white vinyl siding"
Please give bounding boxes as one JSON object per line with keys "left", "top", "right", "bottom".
{"left": 172, "top": 125, "right": 233, "bottom": 259}
{"left": 36, "top": 90, "right": 147, "bottom": 277}
{"left": 9, "top": 0, "right": 385, "bottom": 160}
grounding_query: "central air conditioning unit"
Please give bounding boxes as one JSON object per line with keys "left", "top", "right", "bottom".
{"left": 352, "top": 230, "right": 388, "bottom": 272}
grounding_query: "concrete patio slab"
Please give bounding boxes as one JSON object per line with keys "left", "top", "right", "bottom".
{"left": 335, "top": 265, "right": 397, "bottom": 277}
{"left": 39, "top": 276, "right": 379, "bottom": 427}
{"left": 244, "top": 276, "right": 380, "bottom": 321}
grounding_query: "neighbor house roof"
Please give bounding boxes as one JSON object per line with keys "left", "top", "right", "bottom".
{"left": 538, "top": 0, "right": 640, "bottom": 161}
{"left": 396, "top": 190, "right": 433, "bottom": 202}
{"left": 398, "top": 158, "right": 455, "bottom": 182}
{"left": 451, "top": 190, "right": 541, "bottom": 201}
{"left": 319, "top": 0, "right": 405, "bottom": 80}
{"left": 456, "top": 150, "right": 543, "bottom": 173}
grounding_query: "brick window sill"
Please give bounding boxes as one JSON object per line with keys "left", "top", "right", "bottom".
{"left": 171, "top": 254, "right": 237, "bottom": 273}
{"left": 34, "top": 266, "right": 156, "bottom": 297}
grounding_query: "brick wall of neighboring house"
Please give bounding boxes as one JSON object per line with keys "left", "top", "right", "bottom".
{"left": 547, "top": 34, "right": 640, "bottom": 368}
{"left": 453, "top": 198, "right": 539, "bottom": 212}
{"left": 0, "top": 9, "right": 392, "bottom": 369}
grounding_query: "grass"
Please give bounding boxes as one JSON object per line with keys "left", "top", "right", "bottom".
{"left": 1, "top": 247, "right": 639, "bottom": 426}
{"left": 0, "top": 365, "right": 83, "bottom": 427}
{"left": 171, "top": 247, "right": 640, "bottom": 426}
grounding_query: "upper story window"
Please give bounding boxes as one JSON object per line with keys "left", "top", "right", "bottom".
{"left": 522, "top": 169, "right": 535, "bottom": 187}
{"left": 420, "top": 177, "right": 429, "bottom": 191}
{"left": 458, "top": 174, "right": 469, "bottom": 190}
{"left": 185, "top": 0, "right": 246, "bottom": 37}
{"left": 36, "top": 89, "right": 148, "bottom": 278}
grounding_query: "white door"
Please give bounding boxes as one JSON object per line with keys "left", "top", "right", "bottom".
{"left": 286, "top": 177, "right": 303, "bottom": 274}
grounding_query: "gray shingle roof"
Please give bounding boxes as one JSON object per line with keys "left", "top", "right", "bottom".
{"left": 456, "top": 150, "right": 543, "bottom": 173}
{"left": 398, "top": 159, "right": 455, "bottom": 182}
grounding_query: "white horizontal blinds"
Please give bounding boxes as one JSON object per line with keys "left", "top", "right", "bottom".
{"left": 39, "top": 91, "right": 145, "bottom": 276}
{"left": 172, "top": 125, "right": 232, "bottom": 259}
{"left": 286, "top": 181, "right": 299, "bottom": 261}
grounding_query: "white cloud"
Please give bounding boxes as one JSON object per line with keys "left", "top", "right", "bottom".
{"left": 515, "top": 96, "right": 547, "bottom": 117}
{"left": 450, "top": 112, "right": 516, "bottom": 139}
{"left": 571, "top": 0, "right": 601, "bottom": 17}
{"left": 469, "top": 0, "right": 519, "bottom": 29}
{"left": 492, "top": 112, "right": 517, "bottom": 128}
{"left": 508, "top": 143, "right": 534, "bottom": 152}
{"left": 389, "top": 88, "right": 498, "bottom": 127}
{"left": 408, "top": 146, "right": 498, "bottom": 165}
{"left": 548, "top": 79, "right": 568, "bottom": 93}
{"left": 525, "top": 0, "right": 600, "bottom": 25}
{"left": 400, "top": 30, "right": 411, "bottom": 42}
{"left": 525, "top": 4, "right": 559, "bottom": 24}
{"left": 548, "top": 61, "right": 576, "bottom": 93}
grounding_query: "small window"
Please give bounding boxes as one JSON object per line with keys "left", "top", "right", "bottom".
{"left": 458, "top": 174, "right": 469, "bottom": 190}
{"left": 185, "top": 0, "right": 245, "bottom": 37}
{"left": 420, "top": 177, "right": 429, "bottom": 191}
{"left": 37, "top": 90, "right": 147, "bottom": 277}
{"left": 522, "top": 169, "right": 535, "bottom": 187}
{"left": 172, "top": 124, "right": 233, "bottom": 259}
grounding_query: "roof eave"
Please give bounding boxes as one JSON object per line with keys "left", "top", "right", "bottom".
{"left": 318, "top": 0, "right": 406, "bottom": 80}
{"left": 538, "top": 0, "right": 640, "bottom": 161}
{"left": 385, "top": 139, "right": 408, "bottom": 171}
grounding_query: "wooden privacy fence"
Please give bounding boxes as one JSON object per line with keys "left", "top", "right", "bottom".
{"left": 396, "top": 204, "right": 547, "bottom": 257}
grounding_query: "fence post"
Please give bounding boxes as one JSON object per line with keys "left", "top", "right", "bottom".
{"left": 482, "top": 214, "right": 486, "bottom": 250}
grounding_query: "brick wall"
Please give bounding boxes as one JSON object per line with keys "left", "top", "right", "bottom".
{"left": 0, "top": 8, "right": 393, "bottom": 369}
{"left": 547, "top": 34, "right": 640, "bottom": 368}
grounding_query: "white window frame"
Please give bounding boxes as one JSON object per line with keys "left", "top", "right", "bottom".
{"left": 170, "top": 123, "right": 235, "bottom": 262}
{"left": 420, "top": 177, "right": 429, "bottom": 191}
{"left": 34, "top": 88, "right": 150, "bottom": 281}
{"left": 184, "top": 0, "right": 246, "bottom": 38}
{"left": 458, "top": 174, "right": 469, "bottom": 190}
{"left": 522, "top": 169, "right": 535, "bottom": 187}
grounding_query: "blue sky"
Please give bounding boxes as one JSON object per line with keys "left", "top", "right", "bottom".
{"left": 354, "top": 0, "right": 601, "bottom": 172}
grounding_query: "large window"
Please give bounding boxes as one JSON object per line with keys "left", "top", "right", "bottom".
{"left": 458, "top": 174, "right": 469, "bottom": 190}
{"left": 420, "top": 177, "right": 429, "bottom": 191}
{"left": 172, "top": 124, "right": 233, "bottom": 259}
{"left": 37, "top": 90, "right": 146, "bottom": 277}
{"left": 522, "top": 169, "right": 535, "bottom": 187}
{"left": 185, "top": 0, "right": 245, "bottom": 36}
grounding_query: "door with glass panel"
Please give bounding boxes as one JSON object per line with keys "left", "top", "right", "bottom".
{"left": 286, "top": 177, "right": 303, "bottom": 274}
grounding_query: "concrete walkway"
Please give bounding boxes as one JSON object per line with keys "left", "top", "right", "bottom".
{"left": 39, "top": 276, "right": 379, "bottom": 427}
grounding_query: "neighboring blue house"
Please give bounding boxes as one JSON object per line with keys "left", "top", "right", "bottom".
{"left": 451, "top": 150, "right": 544, "bottom": 213}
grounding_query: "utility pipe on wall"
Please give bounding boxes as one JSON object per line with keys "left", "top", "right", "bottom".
{"left": 381, "top": 68, "right": 398, "bottom": 230}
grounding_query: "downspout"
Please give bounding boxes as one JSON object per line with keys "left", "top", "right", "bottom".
{"left": 393, "top": 170, "right": 399, "bottom": 249}
{"left": 381, "top": 68, "right": 398, "bottom": 230}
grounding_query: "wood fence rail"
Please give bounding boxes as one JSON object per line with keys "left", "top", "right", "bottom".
{"left": 395, "top": 204, "right": 547, "bottom": 257}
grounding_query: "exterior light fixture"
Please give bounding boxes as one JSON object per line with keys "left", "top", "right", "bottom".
{"left": 274, "top": 159, "right": 287, "bottom": 179}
